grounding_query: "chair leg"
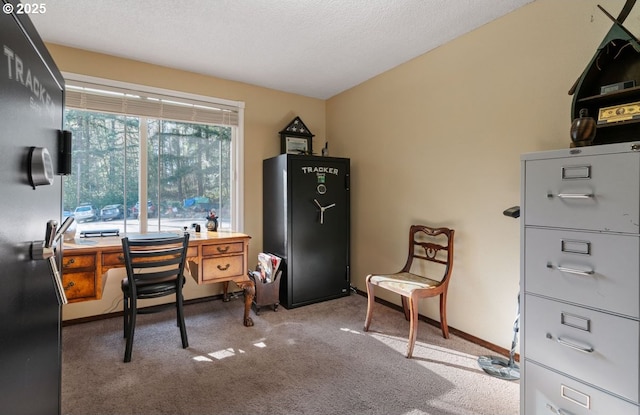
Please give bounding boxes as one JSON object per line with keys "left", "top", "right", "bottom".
{"left": 177, "top": 293, "right": 188, "bottom": 349}
{"left": 406, "top": 294, "right": 419, "bottom": 358}
{"left": 124, "top": 297, "right": 137, "bottom": 363}
{"left": 363, "top": 275, "right": 375, "bottom": 331}
{"left": 401, "top": 296, "right": 410, "bottom": 321}
{"left": 439, "top": 292, "right": 450, "bottom": 339}
{"left": 123, "top": 293, "right": 129, "bottom": 338}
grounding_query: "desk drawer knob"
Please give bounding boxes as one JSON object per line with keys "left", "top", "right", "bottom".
{"left": 216, "top": 246, "right": 230, "bottom": 254}
{"left": 63, "top": 258, "right": 75, "bottom": 267}
{"left": 64, "top": 281, "right": 75, "bottom": 290}
{"left": 118, "top": 255, "right": 125, "bottom": 263}
{"left": 217, "top": 263, "right": 230, "bottom": 271}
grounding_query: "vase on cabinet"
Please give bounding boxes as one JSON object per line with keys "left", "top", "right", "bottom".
{"left": 570, "top": 108, "right": 596, "bottom": 147}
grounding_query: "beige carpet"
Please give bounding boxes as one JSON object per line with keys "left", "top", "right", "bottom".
{"left": 61, "top": 294, "right": 519, "bottom": 415}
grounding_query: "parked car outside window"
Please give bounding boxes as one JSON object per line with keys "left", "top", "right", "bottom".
{"left": 73, "top": 205, "right": 98, "bottom": 223}
{"left": 130, "top": 201, "right": 157, "bottom": 219}
{"left": 100, "top": 204, "right": 125, "bottom": 221}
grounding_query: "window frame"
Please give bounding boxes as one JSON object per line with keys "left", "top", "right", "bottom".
{"left": 62, "top": 73, "right": 246, "bottom": 232}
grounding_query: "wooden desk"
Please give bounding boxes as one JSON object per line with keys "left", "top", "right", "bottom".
{"left": 62, "top": 231, "right": 255, "bottom": 326}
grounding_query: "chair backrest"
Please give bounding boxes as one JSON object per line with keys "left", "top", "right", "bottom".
{"left": 401, "top": 225, "right": 454, "bottom": 284}
{"left": 121, "top": 233, "right": 190, "bottom": 285}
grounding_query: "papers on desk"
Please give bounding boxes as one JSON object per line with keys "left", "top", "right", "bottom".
{"left": 251, "top": 253, "right": 281, "bottom": 284}
{"left": 80, "top": 229, "right": 120, "bottom": 238}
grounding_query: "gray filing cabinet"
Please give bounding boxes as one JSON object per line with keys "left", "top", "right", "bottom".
{"left": 521, "top": 143, "right": 640, "bottom": 414}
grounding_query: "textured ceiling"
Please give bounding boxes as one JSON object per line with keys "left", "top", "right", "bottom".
{"left": 30, "top": 0, "right": 535, "bottom": 99}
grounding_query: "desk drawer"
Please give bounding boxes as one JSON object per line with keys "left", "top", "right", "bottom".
{"left": 202, "top": 242, "right": 244, "bottom": 257}
{"left": 62, "top": 271, "right": 97, "bottom": 301}
{"left": 102, "top": 252, "right": 126, "bottom": 267}
{"left": 524, "top": 294, "right": 639, "bottom": 402}
{"left": 62, "top": 254, "right": 95, "bottom": 270}
{"left": 524, "top": 361, "right": 639, "bottom": 414}
{"left": 186, "top": 246, "right": 198, "bottom": 258}
{"left": 523, "top": 152, "right": 640, "bottom": 233}
{"left": 524, "top": 228, "right": 639, "bottom": 318}
{"left": 201, "top": 254, "right": 245, "bottom": 282}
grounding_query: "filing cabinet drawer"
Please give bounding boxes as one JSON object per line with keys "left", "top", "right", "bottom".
{"left": 524, "top": 228, "right": 639, "bottom": 318}
{"left": 523, "top": 152, "right": 640, "bottom": 233}
{"left": 202, "top": 242, "right": 244, "bottom": 257}
{"left": 201, "top": 254, "right": 245, "bottom": 282}
{"left": 524, "top": 294, "right": 639, "bottom": 402}
{"left": 524, "top": 361, "right": 639, "bottom": 415}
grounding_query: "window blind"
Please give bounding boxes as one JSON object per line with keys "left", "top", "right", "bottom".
{"left": 65, "top": 80, "right": 240, "bottom": 126}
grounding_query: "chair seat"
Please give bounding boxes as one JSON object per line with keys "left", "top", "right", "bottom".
{"left": 369, "top": 272, "right": 441, "bottom": 296}
{"left": 121, "top": 276, "right": 182, "bottom": 297}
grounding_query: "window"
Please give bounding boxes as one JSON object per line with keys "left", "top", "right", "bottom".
{"left": 62, "top": 75, "right": 244, "bottom": 235}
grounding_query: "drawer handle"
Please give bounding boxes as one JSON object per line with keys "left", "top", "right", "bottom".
{"left": 217, "top": 264, "right": 230, "bottom": 271}
{"left": 548, "top": 192, "right": 594, "bottom": 199}
{"left": 545, "top": 403, "right": 575, "bottom": 415}
{"left": 118, "top": 254, "right": 125, "bottom": 262}
{"left": 216, "top": 246, "right": 230, "bottom": 254}
{"left": 556, "top": 266, "right": 594, "bottom": 276}
{"left": 63, "top": 258, "right": 75, "bottom": 267}
{"left": 557, "top": 336, "right": 594, "bottom": 353}
{"left": 547, "top": 264, "right": 594, "bottom": 277}
{"left": 64, "top": 281, "right": 75, "bottom": 290}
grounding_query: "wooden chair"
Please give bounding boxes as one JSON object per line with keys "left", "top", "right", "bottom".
{"left": 121, "top": 233, "right": 190, "bottom": 362}
{"left": 364, "top": 225, "right": 455, "bottom": 358}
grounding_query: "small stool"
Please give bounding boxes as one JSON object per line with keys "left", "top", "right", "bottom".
{"left": 248, "top": 269, "right": 282, "bottom": 315}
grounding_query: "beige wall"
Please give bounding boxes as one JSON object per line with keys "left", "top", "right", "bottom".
{"left": 54, "top": 0, "right": 631, "bottom": 350}
{"left": 326, "top": 0, "right": 626, "bottom": 348}
{"left": 46, "top": 44, "right": 327, "bottom": 320}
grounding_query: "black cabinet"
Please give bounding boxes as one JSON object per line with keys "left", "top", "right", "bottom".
{"left": 1, "top": 5, "right": 65, "bottom": 414}
{"left": 571, "top": 9, "right": 640, "bottom": 145}
{"left": 263, "top": 154, "right": 350, "bottom": 308}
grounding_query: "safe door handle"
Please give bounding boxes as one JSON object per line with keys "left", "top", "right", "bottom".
{"left": 557, "top": 336, "right": 594, "bottom": 353}
{"left": 313, "top": 199, "right": 336, "bottom": 225}
{"left": 30, "top": 218, "right": 75, "bottom": 305}
{"left": 48, "top": 256, "right": 68, "bottom": 305}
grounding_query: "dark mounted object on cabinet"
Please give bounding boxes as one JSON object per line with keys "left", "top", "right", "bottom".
{"left": 503, "top": 206, "right": 520, "bottom": 219}
{"left": 569, "top": 0, "right": 640, "bottom": 146}
{"left": 58, "top": 130, "right": 72, "bottom": 175}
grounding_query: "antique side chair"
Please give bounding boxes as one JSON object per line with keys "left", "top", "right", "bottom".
{"left": 364, "top": 225, "right": 455, "bottom": 358}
